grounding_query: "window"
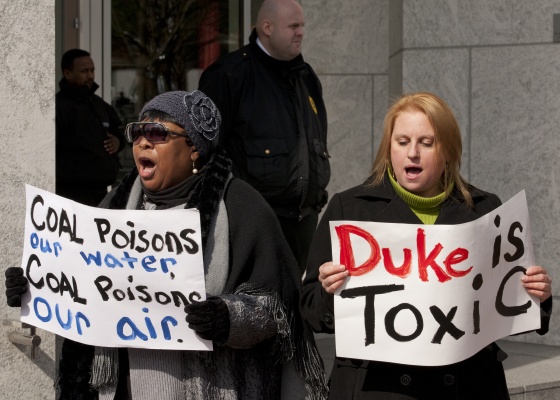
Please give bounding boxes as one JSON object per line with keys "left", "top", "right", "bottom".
{"left": 111, "top": 0, "right": 243, "bottom": 124}
{"left": 111, "top": 0, "right": 252, "bottom": 173}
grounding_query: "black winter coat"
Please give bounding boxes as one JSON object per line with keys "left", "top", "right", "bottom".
{"left": 56, "top": 79, "right": 124, "bottom": 187}
{"left": 199, "top": 29, "right": 330, "bottom": 219}
{"left": 56, "top": 150, "right": 328, "bottom": 399}
{"left": 301, "top": 174, "right": 551, "bottom": 400}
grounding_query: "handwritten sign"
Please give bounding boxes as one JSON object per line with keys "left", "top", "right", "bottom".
{"left": 19, "top": 185, "right": 212, "bottom": 351}
{"left": 331, "top": 191, "right": 539, "bottom": 366}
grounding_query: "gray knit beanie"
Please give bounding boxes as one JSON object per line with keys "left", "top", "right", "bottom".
{"left": 139, "top": 90, "right": 221, "bottom": 160}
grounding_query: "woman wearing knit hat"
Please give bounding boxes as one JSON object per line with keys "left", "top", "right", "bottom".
{"left": 5, "top": 90, "right": 327, "bottom": 400}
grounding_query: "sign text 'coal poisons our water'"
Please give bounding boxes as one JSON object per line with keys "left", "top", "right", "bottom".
{"left": 20, "top": 184, "right": 211, "bottom": 351}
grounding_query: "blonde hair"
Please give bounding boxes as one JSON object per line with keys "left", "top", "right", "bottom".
{"left": 369, "top": 92, "right": 473, "bottom": 206}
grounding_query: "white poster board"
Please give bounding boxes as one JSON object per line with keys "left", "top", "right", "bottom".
{"left": 19, "top": 185, "right": 211, "bottom": 351}
{"left": 331, "top": 191, "right": 539, "bottom": 366}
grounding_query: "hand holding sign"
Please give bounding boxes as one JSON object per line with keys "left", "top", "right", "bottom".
{"left": 5, "top": 266, "right": 28, "bottom": 307}
{"left": 522, "top": 266, "right": 552, "bottom": 302}
{"left": 319, "top": 261, "right": 349, "bottom": 294}
{"left": 185, "top": 297, "right": 230, "bottom": 342}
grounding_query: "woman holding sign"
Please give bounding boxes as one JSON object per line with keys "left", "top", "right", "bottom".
{"left": 6, "top": 90, "right": 327, "bottom": 400}
{"left": 301, "top": 92, "right": 552, "bottom": 400}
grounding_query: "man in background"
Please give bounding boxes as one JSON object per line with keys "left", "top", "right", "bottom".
{"left": 56, "top": 48, "right": 125, "bottom": 206}
{"left": 199, "top": 0, "right": 330, "bottom": 276}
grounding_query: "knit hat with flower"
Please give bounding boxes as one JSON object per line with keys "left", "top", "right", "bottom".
{"left": 140, "top": 90, "right": 221, "bottom": 161}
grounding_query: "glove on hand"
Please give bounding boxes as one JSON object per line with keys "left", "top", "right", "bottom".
{"left": 5, "top": 266, "right": 28, "bottom": 307}
{"left": 185, "top": 296, "right": 230, "bottom": 343}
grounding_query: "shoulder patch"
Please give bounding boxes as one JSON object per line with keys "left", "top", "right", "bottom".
{"left": 309, "top": 96, "right": 318, "bottom": 114}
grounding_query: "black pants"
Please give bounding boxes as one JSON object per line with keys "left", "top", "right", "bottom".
{"left": 277, "top": 209, "right": 319, "bottom": 277}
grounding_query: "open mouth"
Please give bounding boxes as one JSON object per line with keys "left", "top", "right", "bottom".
{"left": 405, "top": 166, "right": 422, "bottom": 178}
{"left": 139, "top": 157, "right": 155, "bottom": 169}
{"left": 138, "top": 156, "right": 156, "bottom": 178}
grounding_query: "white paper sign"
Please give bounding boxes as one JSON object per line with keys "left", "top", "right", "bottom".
{"left": 19, "top": 185, "right": 212, "bottom": 351}
{"left": 331, "top": 191, "right": 539, "bottom": 366}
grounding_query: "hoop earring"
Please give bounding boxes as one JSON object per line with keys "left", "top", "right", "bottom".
{"left": 192, "top": 161, "right": 198, "bottom": 174}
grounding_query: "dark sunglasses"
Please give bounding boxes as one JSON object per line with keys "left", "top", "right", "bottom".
{"left": 125, "top": 122, "right": 192, "bottom": 144}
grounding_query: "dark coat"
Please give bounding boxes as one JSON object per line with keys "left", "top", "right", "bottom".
{"left": 56, "top": 79, "right": 124, "bottom": 187}
{"left": 199, "top": 29, "right": 330, "bottom": 219}
{"left": 56, "top": 149, "right": 327, "bottom": 400}
{"left": 301, "top": 174, "right": 551, "bottom": 400}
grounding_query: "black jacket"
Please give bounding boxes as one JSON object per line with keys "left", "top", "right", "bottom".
{"left": 199, "top": 29, "right": 330, "bottom": 219}
{"left": 301, "top": 174, "right": 552, "bottom": 399}
{"left": 56, "top": 79, "right": 124, "bottom": 187}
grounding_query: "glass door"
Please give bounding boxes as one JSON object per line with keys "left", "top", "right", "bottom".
{"left": 111, "top": 0, "right": 246, "bottom": 119}
{"left": 110, "top": 0, "right": 245, "bottom": 173}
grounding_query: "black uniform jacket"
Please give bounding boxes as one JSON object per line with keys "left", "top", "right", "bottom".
{"left": 301, "top": 174, "right": 552, "bottom": 399}
{"left": 199, "top": 29, "right": 330, "bottom": 219}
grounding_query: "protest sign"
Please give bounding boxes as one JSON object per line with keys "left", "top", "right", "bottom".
{"left": 331, "top": 191, "right": 539, "bottom": 366}
{"left": 19, "top": 184, "right": 211, "bottom": 351}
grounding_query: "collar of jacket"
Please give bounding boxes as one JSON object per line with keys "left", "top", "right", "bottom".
{"left": 58, "top": 78, "right": 100, "bottom": 98}
{"left": 353, "top": 173, "right": 491, "bottom": 225}
{"left": 248, "top": 28, "right": 307, "bottom": 78}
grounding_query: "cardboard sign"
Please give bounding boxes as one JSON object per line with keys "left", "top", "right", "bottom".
{"left": 19, "top": 185, "right": 211, "bottom": 351}
{"left": 331, "top": 191, "right": 539, "bottom": 366}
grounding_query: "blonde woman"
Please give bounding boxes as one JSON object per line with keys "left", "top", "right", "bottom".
{"left": 301, "top": 92, "right": 552, "bottom": 400}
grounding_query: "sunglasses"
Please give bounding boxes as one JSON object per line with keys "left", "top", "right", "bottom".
{"left": 125, "top": 122, "right": 192, "bottom": 144}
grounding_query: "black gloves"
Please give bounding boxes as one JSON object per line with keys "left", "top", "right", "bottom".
{"left": 185, "top": 296, "right": 230, "bottom": 343}
{"left": 5, "top": 266, "right": 28, "bottom": 307}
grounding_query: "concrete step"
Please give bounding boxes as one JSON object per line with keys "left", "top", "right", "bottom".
{"left": 314, "top": 334, "right": 560, "bottom": 399}
{"left": 500, "top": 339, "right": 560, "bottom": 399}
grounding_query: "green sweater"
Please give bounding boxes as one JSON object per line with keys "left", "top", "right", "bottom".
{"left": 388, "top": 171, "right": 453, "bottom": 225}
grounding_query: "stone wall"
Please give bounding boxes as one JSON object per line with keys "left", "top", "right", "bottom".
{"left": 304, "top": 0, "right": 390, "bottom": 193}
{"left": 393, "top": 0, "right": 560, "bottom": 345}
{"left": 0, "top": 1, "right": 57, "bottom": 399}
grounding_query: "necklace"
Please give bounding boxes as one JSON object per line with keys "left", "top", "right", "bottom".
{"left": 141, "top": 194, "right": 148, "bottom": 210}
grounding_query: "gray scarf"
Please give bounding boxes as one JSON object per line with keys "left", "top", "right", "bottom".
{"left": 91, "top": 174, "right": 231, "bottom": 398}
